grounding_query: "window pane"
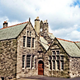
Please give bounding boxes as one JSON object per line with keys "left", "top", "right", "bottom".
{"left": 53, "top": 51, "right": 55, "bottom": 55}
{"left": 53, "top": 56, "right": 55, "bottom": 60}
{"left": 27, "top": 37, "right": 31, "bottom": 47}
{"left": 23, "top": 36, "right": 26, "bottom": 47}
{"left": 32, "top": 38, "right": 34, "bottom": 47}
{"left": 56, "top": 56, "right": 60, "bottom": 60}
{"left": 49, "top": 56, "right": 51, "bottom": 60}
{"left": 56, "top": 51, "right": 59, "bottom": 54}
{"left": 30, "top": 31, "right": 31, "bottom": 36}
{"left": 53, "top": 61, "right": 55, "bottom": 69}
{"left": 32, "top": 55, "right": 34, "bottom": 67}
{"left": 22, "top": 55, "right": 25, "bottom": 68}
{"left": 26, "top": 55, "right": 31, "bottom": 67}
{"left": 57, "top": 61, "right": 60, "bottom": 70}
{"left": 61, "top": 61, "right": 64, "bottom": 70}
{"left": 61, "top": 56, "right": 64, "bottom": 60}
{"left": 27, "top": 31, "right": 29, "bottom": 36}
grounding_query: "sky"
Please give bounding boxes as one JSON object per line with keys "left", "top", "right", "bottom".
{"left": 0, "top": 0, "right": 80, "bottom": 41}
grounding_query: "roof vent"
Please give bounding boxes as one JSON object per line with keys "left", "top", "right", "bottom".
{"left": 3, "top": 21, "right": 8, "bottom": 28}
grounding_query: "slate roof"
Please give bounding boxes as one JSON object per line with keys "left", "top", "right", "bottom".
{"left": 48, "top": 33, "right": 55, "bottom": 39}
{"left": 40, "top": 36, "right": 49, "bottom": 50}
{"left": 75, "top": 42, "right": 80, "bottom": 49}
{"left": 57, "top": 38, "right": 80, "bottom": 57}
{"left": 0, "top": 22, "right": 28, "bottom": 40}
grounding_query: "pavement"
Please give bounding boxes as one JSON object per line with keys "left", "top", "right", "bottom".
{"left": 17, "top": 75, "right": 80, "bottom": 80}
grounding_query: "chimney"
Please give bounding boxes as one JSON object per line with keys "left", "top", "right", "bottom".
{"left": 43, "top": 20, "right": 49, "bottom": 33}
{"left": 3, "top": 21, "right": 8, "bottom": 28}
{"left": 34, "top": 17, "right": 40, "bottom": 35}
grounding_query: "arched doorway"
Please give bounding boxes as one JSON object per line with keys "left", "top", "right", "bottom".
{"left": 38, "top": 60, "right": 44, "bottom": 75}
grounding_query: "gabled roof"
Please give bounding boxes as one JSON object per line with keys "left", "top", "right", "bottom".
{"left": 39, "top": 36, "right": 49, "bottom": 50}
{"left": 57, "top": 38, "right": 80, "bottom": 57}
{"left": 0, "top": 22, "right": 28, "bottom": 40}
{"left": 48, "top": 33, "right": 55, "bottom": 39}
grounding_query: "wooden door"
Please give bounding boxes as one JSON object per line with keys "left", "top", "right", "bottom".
{"left": 38, "top": 61, "right": 44, "bottom": 75}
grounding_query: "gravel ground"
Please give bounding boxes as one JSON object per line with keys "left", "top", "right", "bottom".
{"left": 17, "top": 75, "right": 80, "bottom": 80}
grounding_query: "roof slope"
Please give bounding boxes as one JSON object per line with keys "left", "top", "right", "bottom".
{"left": 48, "top": 33, "right": 55, "bottom": 39}
{"left": 0, "top": 22, "right": 28, "bottom": 40}
{"left": 75, "top": 42, "right": 80, "bottom": 49}
{"left": 40, "top": 36, "right": 49, "bottom": 50}
{"left": 57, "top": 38, "right": 80, "bottom": 57}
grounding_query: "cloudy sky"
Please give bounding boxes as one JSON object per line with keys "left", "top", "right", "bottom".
{"left": 0, "top": 0, "right": 80, "bottom": 41}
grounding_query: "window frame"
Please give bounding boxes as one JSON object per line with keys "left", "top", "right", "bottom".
{"left": 27, "top": 30, "right": 35, "bottom": 48}
{"left": 23, "top": 36, "right": 26, "bottom": 47}
{"left": 22, "top": 55, "right": 25, "bottom": 69}
{"left": 27, "top": 37, "right": 31, "bottom": 47}
{"left": 60, "top": 60, "right": 64, "bottom": 70}
{"left": 26, "top": 55, "right": 31, "bottom": 68}
{"left": 52, "top": 50, "right": 64, "bottom": 71}
{"left": 53, "top": 60, "right": 55, "bottom": 70}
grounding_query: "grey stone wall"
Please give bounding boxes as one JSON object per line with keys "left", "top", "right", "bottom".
{"left": 44, "top": 38, "right": 70, "bottom": 78}
{"left": 69, "top": 57, "right": 80, "bottom": 78}
{"left": 17, "top": 22, "right": 45, "bottom": 78}
{"left": 0, "top": 39, "right": 17, "bottom": 80}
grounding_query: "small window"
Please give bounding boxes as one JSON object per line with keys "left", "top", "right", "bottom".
{"left": 61, "top": 61, "right": 64, "bottom": 70}
{"left": 32, "top": 38, "right": 34, "bottom": 47}
{"left": 30, "top": 31, "right": 31, "bottom": 36}
{"left": 56, "top": 56, "right": 59, "bottom": 60}
{"left": 53, "top": 56, "right": 55, "bottom": 60}
{"left": 61, "top": 56, "right": 64, "bottom": 60}
{"left": 27, "top": 31, "right": 29, "bottom": 36}
{"left": 49, "top": 56, "right": 51, "bottom": 60}
{"left": 22, "top": 55, "right": 25, "bottom": 68}
{"left": 53, "top": 51, "right": 55, "bottom": 55}
{"left": 56, "top": 51, "right": 59, "bottom": 54}
{"left": 23, "top": 36, "right": 26, "bottom": 47}
{"left": 27, "top": 37, "right": 31, "bottom": 47}
{"left": 26, "top": 55, "right": 31, "bottom": 68}
{"left": 53, "top": 61, "right": 55, "bottom": 69}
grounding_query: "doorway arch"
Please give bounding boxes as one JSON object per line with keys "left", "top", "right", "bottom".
{"left": 38, "top": 60, "right": 44, "bottom": 75}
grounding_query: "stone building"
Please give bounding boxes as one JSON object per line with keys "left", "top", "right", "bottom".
{"left": 0, "top": 17, "right": 80, "bottom": 80}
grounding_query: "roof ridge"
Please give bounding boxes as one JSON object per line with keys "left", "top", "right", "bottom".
{"left": 75, "top": 41, "right": 80, "bottom": 43}
{"left": 0, "top": 21, "right": 28, "bottom": 30}
{"left": 57, "top": 38, "right": 74, "bottom": 43}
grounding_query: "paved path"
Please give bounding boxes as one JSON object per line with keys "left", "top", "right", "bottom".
{"left": 17, "top": 75, "right": 80, "bottom": 80}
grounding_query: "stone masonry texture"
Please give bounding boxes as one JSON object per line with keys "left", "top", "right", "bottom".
{"left": 0, "top": 39, "right": 17, "bottom": 80}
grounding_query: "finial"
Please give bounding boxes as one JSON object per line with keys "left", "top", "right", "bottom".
{"left": 29, "top": 18, "right": 30, "bottom": 22}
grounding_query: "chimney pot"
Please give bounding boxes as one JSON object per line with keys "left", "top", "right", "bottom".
{"left": 3, "top": 21, "right": 8, "bottom": 28}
